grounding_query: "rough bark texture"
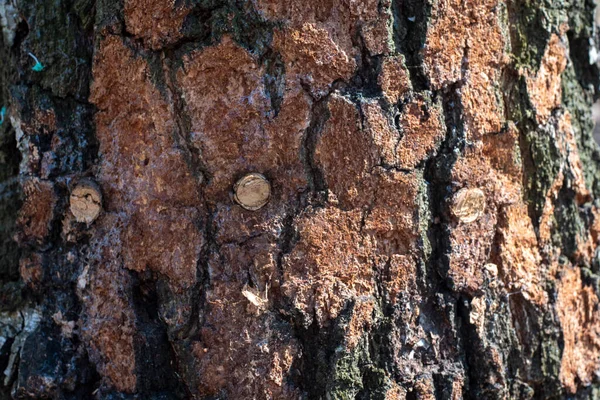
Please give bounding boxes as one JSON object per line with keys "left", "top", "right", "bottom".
{"left": 2, "top": 0, "right": 600, "bottom": 398}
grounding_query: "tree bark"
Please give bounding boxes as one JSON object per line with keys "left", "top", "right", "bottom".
{"left": 2, "top": 0, "right": 600, "bottom": 398}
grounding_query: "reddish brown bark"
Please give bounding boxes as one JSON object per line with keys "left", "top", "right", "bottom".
{"left": 2, "top": 0, "right": 600, "bottom": 398}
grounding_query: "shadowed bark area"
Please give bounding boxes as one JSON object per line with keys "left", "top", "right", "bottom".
{"left": 2, "top": 0, "right": 600, "bottom": 398}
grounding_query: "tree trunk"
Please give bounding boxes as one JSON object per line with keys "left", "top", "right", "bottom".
{"left": 1, "top": 0, "right": 600, "bottom": 398}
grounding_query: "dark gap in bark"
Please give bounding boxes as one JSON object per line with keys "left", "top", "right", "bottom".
{"left": 553, "top": 182, "right": 585, "bottom": 263}
{"left": 349, "top": 256, "right": 397, "bottom": 399}
{"left": 301, "top": 98, "right": 330, "bottom": 199}
{"left": 14, "top": 321, "right": 101, "bottom": 398}
{"left": 11, "top": 20, "right": 30, "bottom": 53}
{"left": 359, "top": 315, "right": 396, "bottom": 399}
{"left": 290, "top": 320, "right": 333, "bottom": 398}
{"left": 508, "top": 295, "right": 543, "bottom": 379}
{"left": 162, "top": 51, "right": 211, "bottom": 185}
{"left": 433, "top": 371, "right": 464, "bottom": 399}
{"left": 95, "top": 0, "right": 125, "bottom": 32}
{"left": 130, "top": 272, "right": 188, "bottom": 398}
{"left": 195, "top": 0, "right": 277, "bottom": 58}
{"left": 0, "top": 123, "right": 22, "bottom": 284}
{"left": 159, "top": 52, "right": 214, "bottom": 382}
{"left": 0, "top": 336, "right": 14, "bottom": 379}
{"left": 346, "top": 27, "right": 384, "bottom": 100}
{"left": 290, "top": 304, "right": 356, "bottom": 398}
{"left": 423, "top": 82, "right": 463, "bottom": 285}
{"left": 192, "top": 207, "right": 217, "bottom": 338}
{"left": 566, "top": 31, "right": 600, "bottom": 103}
{"left": 274, "top": 210, "right": 298, "bottom": 293}
{"left": 0, "top": 335, "right": 15, "bottom": 398}
{"left": 405, "top": 387, "right": 418, "bottom": 400}
{"left": 391, "top": 0, "right": 430, "bottom": 91}
{"left": 179, "top": 2, "right": 217, "bottom": 44}
{"left": 562, "top": 28, "right": 600, "bottom": 199}
{"left": 456, "top": 295, "right": 487, "bottom": 400}
{"left": 262, "top": 50, "right": 286, "bottom": 117}
{"left": 422, "top": 78, "right": 471, "bottom": 398}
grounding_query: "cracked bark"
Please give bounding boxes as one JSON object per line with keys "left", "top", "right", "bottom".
{"left": 2, "top": 0, "right": 600, "bottom": 398}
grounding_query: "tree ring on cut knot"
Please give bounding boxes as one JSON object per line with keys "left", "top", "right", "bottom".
{"left": 70, "top": 179, "right": 102, "bottom": 224}
{"left": 451, "top": 187, "right": 485, "bottom": 223}
{"left": 234, "top": 173, "right": 271, "bottom": 211}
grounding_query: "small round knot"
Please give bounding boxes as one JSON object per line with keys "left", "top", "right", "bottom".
{"left": 233, "top": 173, "right": 271, "bottom": 211}
{"left": 70, "top": 179, "right": 102, "bottom": 224}
{"left": 451, "top": 187, "right": 485, "bottom": 223}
